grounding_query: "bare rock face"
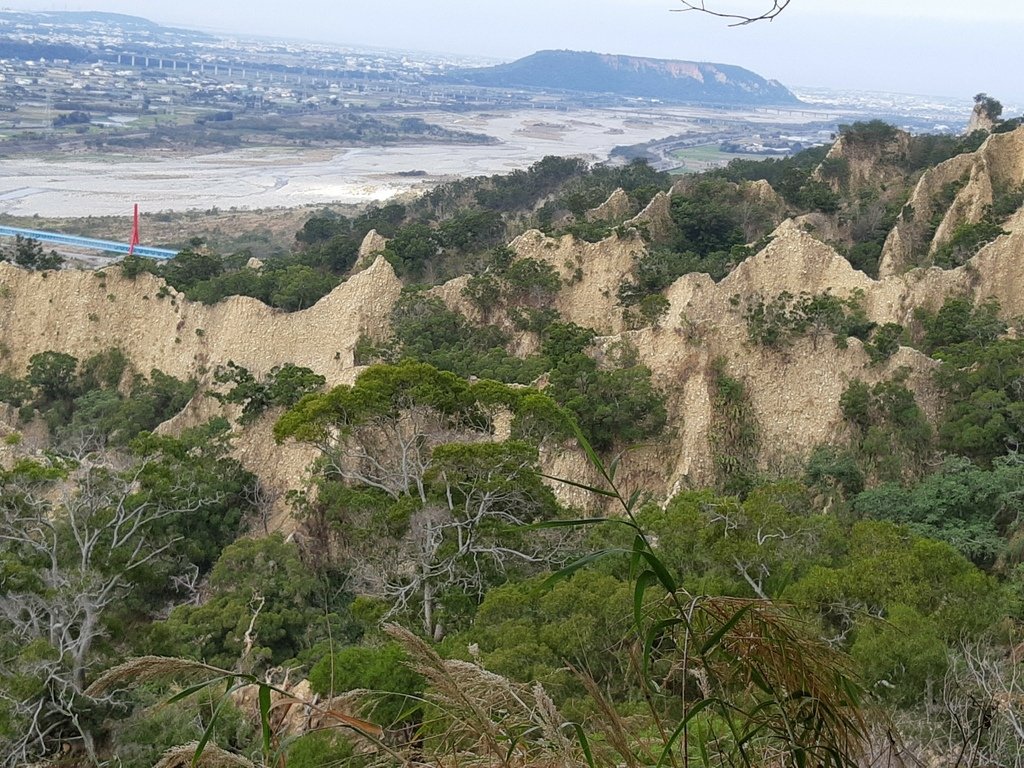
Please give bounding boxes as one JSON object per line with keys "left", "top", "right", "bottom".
{"left": 880, "top": 127, "right": 1024, "bottom": 276}
{"left": 492, "top": 218, "right": 1011, "bottom": 505}
{"left": 0, "top": 256, "right": 403, "bottom": 525}
{"left": 592, "top": 222, "right": 936, "bottom": 501}
{"left": 626, "top": 191, "right": 674, "bottom": 243}
{"left": 879, "top": 152, "right": 976, "bottom": 276}
{"left": 0, "top": 255, "right": 402, "bottom": 384}
{"left": 967, "top": 103, "right": 997, "bottom": 134}
{"left": 818, "top": 130, "right": 912, "bottom": 193}
{"left": 430, "top": 274, "right": 478, "bottom": 321}
{"left": 510, "top": 229, "right": 644, "bottom": 335}
{"left": 5, "top": 128, "right": 1024, "bottom": 515}
{"left": 969, "top": 226, "right": 1024, "bottom": 317}
{"left": 743, "top": 179, "right": 785, "bottom": 212}
{"left": 791, "top": 212, "right": 842, "bottom": 244}
{"left": 585, "top": 187, "right": 634, "bottom": 223}
{"left": 358, "top": 229, "right": 389, "bottom": 262}
{"left": 929, "top": 158, "right": 995, "bottom": 252}
{"left": 726, "top": 220, "right": 876, "bottom": 298}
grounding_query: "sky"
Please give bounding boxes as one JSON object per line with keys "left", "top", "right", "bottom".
{"left": 6, "top": 0, "right": 1024, "bottom": 101}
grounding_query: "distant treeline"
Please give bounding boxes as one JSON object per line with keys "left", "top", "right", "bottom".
{"left": 0, "top": 38, "right": 93, "bottom": 62}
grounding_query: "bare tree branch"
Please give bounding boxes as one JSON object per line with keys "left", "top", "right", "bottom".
{"left": 0, "top": 452, "right": 223, "bottom": 766}
{"left": 673, "top": 0, "right": 791, "bottom": 26}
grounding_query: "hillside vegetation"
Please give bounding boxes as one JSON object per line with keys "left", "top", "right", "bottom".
{"left": 2, "top": 120, "right": 1024, "bottom": 767}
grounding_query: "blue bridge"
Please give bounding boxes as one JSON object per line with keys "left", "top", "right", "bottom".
{"left": 0, "top": 225, "right": 179, "bottom": 260}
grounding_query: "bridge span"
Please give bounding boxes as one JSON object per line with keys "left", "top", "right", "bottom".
{"left": 0, "top": 226, "right": 179, "bottom": 260}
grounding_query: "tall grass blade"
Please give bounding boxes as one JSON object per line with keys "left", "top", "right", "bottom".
{"left": 700, "top": 604, "right": 753, "bottom": 656}
{"left": 638, "top": 547, "right": 677, "bottom": 593}
{"left": 258, "top": 684, "right": 273, "bottom": 757}
{"left": 544, "top": 548, "right": 629, "bottom": 588}
{"left": 572, "top": 722, "right": 597, "bottom": 768}
{"left": 655, "top": 697, "right": 720, "bottom": 768}
{"left": 191, "top": 681, "right": 242, "bottom": 768}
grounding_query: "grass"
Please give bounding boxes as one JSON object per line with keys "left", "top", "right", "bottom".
{"left": 671, "top": 144, "right": 760, "bottom": 173}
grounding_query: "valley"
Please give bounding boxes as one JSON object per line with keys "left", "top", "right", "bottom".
{"left": 1, "top": 7, "right": 1023, "bottom": 768}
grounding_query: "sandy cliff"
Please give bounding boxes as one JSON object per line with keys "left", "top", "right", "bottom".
{"left": 880, "top": 127, "right": 1024, "bottom": 276}
{"left": 0, "top": 255, "right": 401, "bottom": 381}
{"left": 4, "top": 128, "right": 1024, "bottom": 513}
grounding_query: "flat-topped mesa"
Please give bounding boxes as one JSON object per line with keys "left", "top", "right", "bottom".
{"left": 443, "top": 49, "right": 801, "bottom": 105}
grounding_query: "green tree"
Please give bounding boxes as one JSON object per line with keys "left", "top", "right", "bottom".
{"left": 276, "top": 365, "right": 570, "bottom": 637}
{"left": 669, "top": 179, "right": 746, "bottom": 255}
{"left": 934, "top": 338, "right": 1024, "bottom": 463}
{"left": 461, "top": 570, "right": 633, "bottom": 697}
{"left": 852, "top": 454, "right": 1024, "bottom": 567}
{"left": 384, "top": 223, "right": 439, "bottom": 279}
{"left": 974, "top": 92, "right": 1004, "bottom": 122}
{"left": 849, "top": 605, "right": 947, "bottom": 705}
{"left": 145, "top": 534, "right": 353, "bottom": 670}
{"left": 546, "top": 352, "right": 666, "bottom": 451}
{"left": 160, "top": 249, "right": 224, "bottom": 290}
{"left": 916, "top": 297, "right": 1005, "bottom": 354}
{"left": 792, "top": 520, "right": 1005, "bottom": 646}
{"left": 3, "top": 236, "right": 64, "bottom": 270}
{"left": 274, "top": 362, "right": 488, "bottom": 502}
{"left": 308, "top": 643, "right": 423, "bottom": 726}
{"left": 637, "top": 482, "right": 843, "bottom": 600}
{"left": 26, "top": 351, "right": 78, "bottom": 403}
{"left": 0, "top": 452, "right": 222, "bottom": 764}
{"left": 130, "top": 419, "right": 256, "bottom": 580}
{"left": 268, "top": 264, "right": 338, "bottom": 310}
{"left": 212, "top": 362, "right": 325, "bottom": 424}
{"left": 839, "top": 374, "right": 932, "bottom": 481}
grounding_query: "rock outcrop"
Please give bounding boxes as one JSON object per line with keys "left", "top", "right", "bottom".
{"left": 0, "top": 257, "right": 402, "bottom": 526}
{"left": 510, "top": 229, "right": 643, "bottom": 335}
{"left": 880, "top": 127, "right": 1024, "bottom": 276}
{"left": 0, "top": 255, "right": 402, "bottom": 382}
{"left": 585, "top": 187, "right": 633, "bottom": 223}
{"left": 626, "top": 191, "right": 674, "bottom": 243}
{"left": 966, "top": 100, "right": 998, "bottom": 134}
{"left": 4, "top": 127, "right": 1024, "bottom": 515}
{"left": 358, "top": 229, "right": 389, "bottom": 262}
{"left": 815, "top": 130, "right": 911, "bottom": 198}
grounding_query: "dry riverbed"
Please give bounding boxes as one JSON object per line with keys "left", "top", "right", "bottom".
{"left": 0, "top": 107, "right": 818, "bottom": 218}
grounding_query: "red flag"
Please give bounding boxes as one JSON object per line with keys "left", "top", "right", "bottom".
{"left": 129, "top": 204, "right": 140, "bottom": 255}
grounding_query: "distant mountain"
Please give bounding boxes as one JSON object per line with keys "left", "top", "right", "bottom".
{"left": 35, "top": 11, "right": 165, "bottom": 30}
{"left": 0, "top": 10, "right": 214, "bottom": 40}
{"left": 444, "top": 50, "right": 799, "bottom": 105}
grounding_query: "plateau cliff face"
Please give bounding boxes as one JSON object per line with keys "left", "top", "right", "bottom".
{"left": 444, "top": 50, "right": 799, "bottom": 105}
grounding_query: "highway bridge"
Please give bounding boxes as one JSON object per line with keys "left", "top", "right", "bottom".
{"left": 0, "top": 226, "right": 178, "bottom": 260}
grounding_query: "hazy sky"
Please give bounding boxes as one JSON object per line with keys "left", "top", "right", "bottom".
{"left": 7, "top": 1, "right": 1024, "bottom": 101}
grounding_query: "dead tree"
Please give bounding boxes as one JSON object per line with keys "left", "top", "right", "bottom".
{"left": 0, "top": 456, "right": 205, "bottom": 766}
